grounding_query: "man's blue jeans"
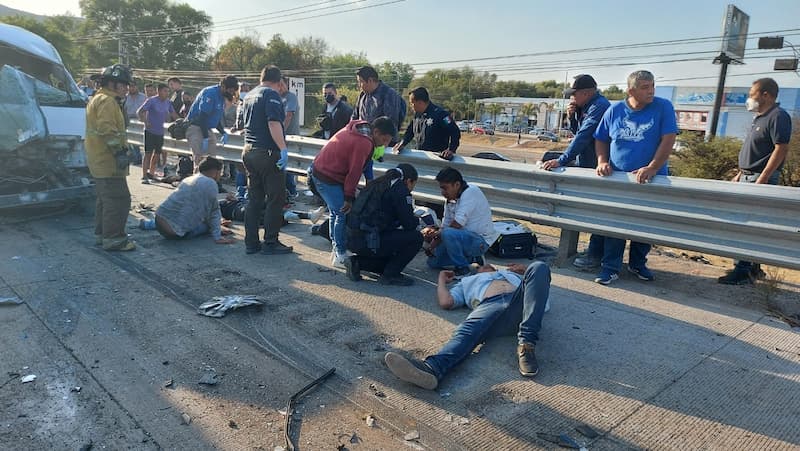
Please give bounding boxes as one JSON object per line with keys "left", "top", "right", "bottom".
{"left": 285, "top": 171, "right": 297, "bottom": 196}
{"left": 600, "top": 238, "right": 650, "bottom": 273}
{"left": 586, "top": 233, "right": 605, "bottom": 259}
{"left": 734, "top": 170, "right": 780, "bottom": 272}
{"left": 424, "top": 262, "right": 551, "bottom": 381}
{"left": 312, "top": 175, "right": 346, "bottom": 256}
{"left": 427, "top": 227, "right": 487, "bottom": 269}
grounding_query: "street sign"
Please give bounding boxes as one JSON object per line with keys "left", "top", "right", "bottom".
{"left": 720, "top": 4, "right": 749, "bottom": 63}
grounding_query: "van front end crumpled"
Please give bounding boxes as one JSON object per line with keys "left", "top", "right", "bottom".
{"left": 197, "top": 295, "right": 264, "bottom": 318}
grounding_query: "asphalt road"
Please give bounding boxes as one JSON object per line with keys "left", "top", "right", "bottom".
{"left": 1, "top": 173, "right": 798, "bottom": 450}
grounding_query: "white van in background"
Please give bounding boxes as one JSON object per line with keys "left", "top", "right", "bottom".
{"left": 0, "top": 23, "right": 93, "bottom": 211}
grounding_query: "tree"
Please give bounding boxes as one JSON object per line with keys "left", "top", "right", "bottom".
{"left": 210, "top": 35, "right": 265, "bottom": 71}
{"left": 77, "top": 0, "right": 212, "bottom": 70}
{"left": 603, "top": 84, "right": 626, "bottom": 100}
{"left": 486, "top": 103, "right": 503, "bottom": 125}
{"left": 375, "top": 61, "right": 415, "bottom": 93}
{"left": 0, "top": 15, "right": 83, "bottom": 72}
{"left": 519, "top": 103, "right": 536, "bottom": 126}
{"left": 780, "top": 118, "right": 800, "bottom": 187}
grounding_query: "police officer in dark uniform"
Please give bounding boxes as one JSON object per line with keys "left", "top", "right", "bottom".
{"left": 395, "top": 87, "right": 460, "bottom": 160}
{"left": 344, "top": 163, "right": 423, "bottom": 286}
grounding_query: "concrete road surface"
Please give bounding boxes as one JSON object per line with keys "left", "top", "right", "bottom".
{"left": 0, "top": 172, "right": 798, "bottom": 450}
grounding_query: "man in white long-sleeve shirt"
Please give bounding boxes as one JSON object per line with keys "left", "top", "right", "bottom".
{"left": 153, "top": 157, "right": 234, "bottom": 244}
{"left": 422, "top": 167, "right": 499, "bottom": 277}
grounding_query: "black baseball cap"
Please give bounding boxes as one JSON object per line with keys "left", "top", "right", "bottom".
{"left": 563, "top": 74, "right": 597, "bottom": 97}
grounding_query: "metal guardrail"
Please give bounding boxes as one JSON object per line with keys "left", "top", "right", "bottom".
{"left": 127, "top": 122, "right": 800, "bottom": 270}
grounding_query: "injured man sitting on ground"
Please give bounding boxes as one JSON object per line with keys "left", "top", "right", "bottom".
{"left": 385, "top": 261, "right": 551, "bottom": 390}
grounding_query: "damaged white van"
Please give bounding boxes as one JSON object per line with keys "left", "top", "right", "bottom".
{"left": 0, "top": 23, "right": 93, "bottom": 210}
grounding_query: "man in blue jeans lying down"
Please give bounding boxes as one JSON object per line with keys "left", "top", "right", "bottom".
{"left": 384, "top": 261, "right": 551, "bottom": 389}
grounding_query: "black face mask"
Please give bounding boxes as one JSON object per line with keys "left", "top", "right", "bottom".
{"left": 325, "top": 94, "right": 336, "bottom": 104}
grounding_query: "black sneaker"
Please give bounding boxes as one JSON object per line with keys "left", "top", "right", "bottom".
{"left": 717, "top": 269, "right": 753, "bottom": 285}
{"left": 377, "top": 274, "right": 414, "bottom": 286}
{"left": 517, "top": 343, "right": 538, "bottom": 377}
{"left": 344, "top": 256, "right": 361, "bottom": 282}
{"left": 384, "top": 352, "right": 438, "bottom": 390}
{"left": 261, "top": 241, "right": 293, "bottom": 255}
{"left": 245, "top": 244, "right": 262, "bottom": 255}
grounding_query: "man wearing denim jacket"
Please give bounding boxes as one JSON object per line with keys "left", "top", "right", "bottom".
{"left": 384, "top": 261, "right": 551, "bottom": 389}
{"left": 543, "top": 74, "right": 611, "bottom": 271}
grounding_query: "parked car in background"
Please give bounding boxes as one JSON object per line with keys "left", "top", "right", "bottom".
{"left": 471, "top": 125, "right": 495, "bottom": 135}
{"left": 471, "top": 151, "right": 510, "bottom": 161}
{"left": 537, "top": 132, "right": 559, "bottom": 142}
{"left": 527, "top": 127, "right": 545, "bottom": 135}
{"left": 456, "top": 121, "right": 469, "bottom": 132}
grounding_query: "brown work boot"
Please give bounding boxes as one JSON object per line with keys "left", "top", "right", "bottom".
{"left": 518, "top": 343, "right": 538, "bottom": 377}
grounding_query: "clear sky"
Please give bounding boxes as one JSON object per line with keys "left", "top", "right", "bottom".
{"left": 4, "top": 0, "right": 800, "bottom": 88}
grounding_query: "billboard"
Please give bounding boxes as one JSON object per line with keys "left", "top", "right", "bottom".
{"left": 720, "top": 5, "right": 749, "bottom": 62}
{"left": 676, "top": 110, "right": 709, "bottom": 131}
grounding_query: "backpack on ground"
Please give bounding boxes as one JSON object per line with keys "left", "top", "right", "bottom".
{"left": 489, "top": 220, "right": 537, "bottom": 259}
{"left": 167, "top": 118, "right": 191, "bottom": 140}
{"left": 177, "top": 155, "right": 193, "bottom": 179}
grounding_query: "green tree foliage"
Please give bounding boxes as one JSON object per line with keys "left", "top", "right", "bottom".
{"left": 669, "top": 133, "right": 741, "bottom": 180}
{"left": 602, "top": 84, "right": 626, "bottom": 100}
{"left": 210, "top": 35, "right": 265, "bottom": 72}
{"left": 0, "top": 15, "right": 83, "bottom": 72}
{"left": 375, "top": 61, "right": 415, "bottom": 93}
{"left": 486, "top": 103, "right": 503, "bottom": 124}
{"left": 77, "top": 0, "right": 211, "bottom": 70}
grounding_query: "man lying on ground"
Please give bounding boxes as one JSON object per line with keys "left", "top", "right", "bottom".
{"left": 385, "top": 261, "right": 551, "bottom": 389}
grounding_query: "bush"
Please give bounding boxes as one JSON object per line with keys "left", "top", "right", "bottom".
{"left": 670, "top": 119, "right": 800, "bottom": 188}
{"left": 670, "top": 134, "right": 742, "bottom": 181}
{"left": 780, "top": 118, "right": 800, "bottom": 187}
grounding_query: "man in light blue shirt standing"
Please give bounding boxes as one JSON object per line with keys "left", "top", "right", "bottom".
{"left": 384, "top": 261, "right": 551, "bottom": 389}
{"left": 592, "top": 70, "right": 677, "bottom": 285}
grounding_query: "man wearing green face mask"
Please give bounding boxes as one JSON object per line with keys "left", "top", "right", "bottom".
{"left": 312, "top": 117, "right": 397, "bottom": 267}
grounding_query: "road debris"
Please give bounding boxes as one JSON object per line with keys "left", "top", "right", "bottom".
{"left": 20, "top": 374, "right": 36, "bottom": 383}
{"left": 575, "top": 423, "right": 599, "bottom": 438}
{"left": 180, "top": 413, "right": 192, "bottom": 425}
{"left": 349, "top": 432, "right": 360, "bottom": 444}
{"left": 365, "top": 415, "right": 376, "bottom": 427}
{"left": 404, "top": 430, "right": 420, "bottom": 441}
{"left": 198, "top": 370, "right": 218, "bottom": 386}
{"left": 284, "top": 367, "right": 336, "bottom": 451}
{"left": 197, "top": 295, "right": 263, "bottom": 318}
{"left": 163, "top": 379, "right": 174, "bottom": 388}
{"left": 70, "top": 386, "right": 82, "bottom": 393}
{"left": 369, "top": 383, "right": 386, "bottom": 398}
{"left": 228, "top": 420, "right": 238, "bottom": 429}
{"left": 0, "top": 297, "right": 23, "bottom": 305}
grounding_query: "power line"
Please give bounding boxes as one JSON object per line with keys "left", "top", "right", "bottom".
{"left": 73, "top": 0, "right": 406, "bottom": 42}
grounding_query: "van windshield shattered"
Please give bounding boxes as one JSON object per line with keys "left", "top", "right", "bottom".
{"left": 0, "top": 44, "right": 86, "bottom": 107}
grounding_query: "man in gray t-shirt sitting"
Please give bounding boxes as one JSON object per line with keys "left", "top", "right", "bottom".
{"left": 150, "top": 157, "right": 235, "bottom": 244}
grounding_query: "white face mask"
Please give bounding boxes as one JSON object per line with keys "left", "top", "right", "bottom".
{"left": 745, "top": 97, "right": 760, "bottom": 112}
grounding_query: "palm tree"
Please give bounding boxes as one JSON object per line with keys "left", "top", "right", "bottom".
{"left": 486, "top": 103, "right": 503, "bottom": 126}
{"left": 519, "top": 103, "right": 536, "bottom": 127}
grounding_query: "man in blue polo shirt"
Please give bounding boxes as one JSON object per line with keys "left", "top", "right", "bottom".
{"left": 542, "top": 74, "right": 611, "bottom": 271}
{"left": 186, "top": 75, "right": 239, "bottom": 172}
{"left": 241, "top": 65, "right": 293, "bottom": 256}
{"left": 718, "top": 78, "right": 792, "bottom": 285}
{"left": 592, "top": 70, "right": 677, "bottom": 285}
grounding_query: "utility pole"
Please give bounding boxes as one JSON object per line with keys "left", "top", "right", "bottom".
{"left": 708, "top": 53, "right": 731, "bottom": 139}
{"left": 118, "top": 15, "right": 123, "bottom": 64}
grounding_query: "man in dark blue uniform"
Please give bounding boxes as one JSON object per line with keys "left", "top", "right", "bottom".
{"left": 344, "top": 163, "right": 423, "bottom": 286}
{"left": 395, "top": 87, "right": 460, "bottom": 160}
{"left": 242, "top": 65, "right": 293, "bottom": 255}
{"left": 542, "top": 74, "right": 611, "bottom": 271}
{"left": 718, "top": 77, "right": 792, "bottom": 285}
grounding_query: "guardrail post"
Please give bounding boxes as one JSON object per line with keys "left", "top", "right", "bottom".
{"left": 556, "top": 229, "right": 580, "bottom": 267}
